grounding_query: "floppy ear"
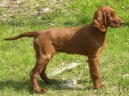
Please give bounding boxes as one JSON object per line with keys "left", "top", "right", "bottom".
{"left": 93, "top": 10, "right": 107, "bottom": 32}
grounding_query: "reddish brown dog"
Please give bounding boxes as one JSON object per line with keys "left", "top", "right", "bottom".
{"left": 4, "top": 6, "right": 124, "bottom": 94}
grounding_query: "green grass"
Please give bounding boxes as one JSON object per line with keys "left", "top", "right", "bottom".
{"left": 0, "top": 0, "right": 129, "bottom": 96}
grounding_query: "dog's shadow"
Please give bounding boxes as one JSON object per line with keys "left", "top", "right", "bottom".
{"left": 0, "top": 79, "right": 92, "bottom": 94}
{"left": 40, "top": 79, "right": 93, "bottom": 91}
{"left": 0, "top": 80, "right": 33, "bottom": 93}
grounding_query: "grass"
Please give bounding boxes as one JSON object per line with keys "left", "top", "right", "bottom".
{"left": 0, "top": 0, "right": 129, "bottom": 96}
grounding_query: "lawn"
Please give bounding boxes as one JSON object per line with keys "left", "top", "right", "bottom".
{"left": 0, "top": 0, "right": 129, "bottom": 96}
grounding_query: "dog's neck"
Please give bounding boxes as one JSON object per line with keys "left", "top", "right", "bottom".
{"left": 89, "top": 24, "right": 107, "bottom": 44}
{"left": 89, "top": 24, "right": 106, "bottom": 34}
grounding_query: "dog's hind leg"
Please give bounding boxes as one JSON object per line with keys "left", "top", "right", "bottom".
{"left": 30, "top": 39, "right": 53, "bottom": 94}
{"left": 39, "top": 44, "right": 56, "bottom": 84}
{"left": 40, "top": 55, "right": 55, "bottom": 84}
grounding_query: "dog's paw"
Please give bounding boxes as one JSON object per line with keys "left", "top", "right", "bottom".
{"left": 94, "top": 83, "right": 104, "bottom": 89}
{"left": 34, "top": 88, "right": 47, "bottom": 94}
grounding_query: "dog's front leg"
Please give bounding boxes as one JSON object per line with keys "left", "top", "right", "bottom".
{"left": 87, "top": 58, "right": 102, "bottom": 89}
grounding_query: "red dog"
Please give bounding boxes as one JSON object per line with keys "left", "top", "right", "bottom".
{"left": 4, "top": 6, "right": 124, "bottom": 94}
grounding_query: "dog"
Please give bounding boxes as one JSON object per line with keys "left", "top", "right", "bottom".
{"left": 4, "top": 6, "right": 124, "bottom": 94}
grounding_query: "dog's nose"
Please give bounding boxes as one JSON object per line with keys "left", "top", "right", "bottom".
{"left": 121, "top": 20, "right": 124, "bottom": 25}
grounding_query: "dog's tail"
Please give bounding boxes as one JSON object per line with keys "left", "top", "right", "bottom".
{"left": 4, "top": 31, "right": 38, "bottom": 41}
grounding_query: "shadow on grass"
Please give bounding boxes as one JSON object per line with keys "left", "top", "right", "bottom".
{"left": 0, "top": 80, "right": 33, "bottom": 94}
{"left": 0, "top": 79, "right": 92, "bottom": 94}
{"left": 39, "top": 79, "right": 92, "bottom": 91}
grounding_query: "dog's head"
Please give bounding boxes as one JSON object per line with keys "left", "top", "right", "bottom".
{"left": 93, "top": 6, "right": 124, "bottom": 32}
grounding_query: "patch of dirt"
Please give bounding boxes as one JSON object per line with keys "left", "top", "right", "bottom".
{"left": 0, "top": 0, "right": 71, "bottom": 23}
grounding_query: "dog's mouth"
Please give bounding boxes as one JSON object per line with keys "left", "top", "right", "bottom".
{"left": 110, "top": 23, "right": 123, "bottom": 28}
{"left": 110, "top": 19, "right": 124, "bottom": 28}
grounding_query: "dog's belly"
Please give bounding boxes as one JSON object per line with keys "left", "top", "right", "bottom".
{"left": 54, "top": 44, "right": 88, "bottom": 56}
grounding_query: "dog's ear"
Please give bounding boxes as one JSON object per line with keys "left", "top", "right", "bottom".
{"left": 93, "top": 10, "right": 107, "bottom": 32}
